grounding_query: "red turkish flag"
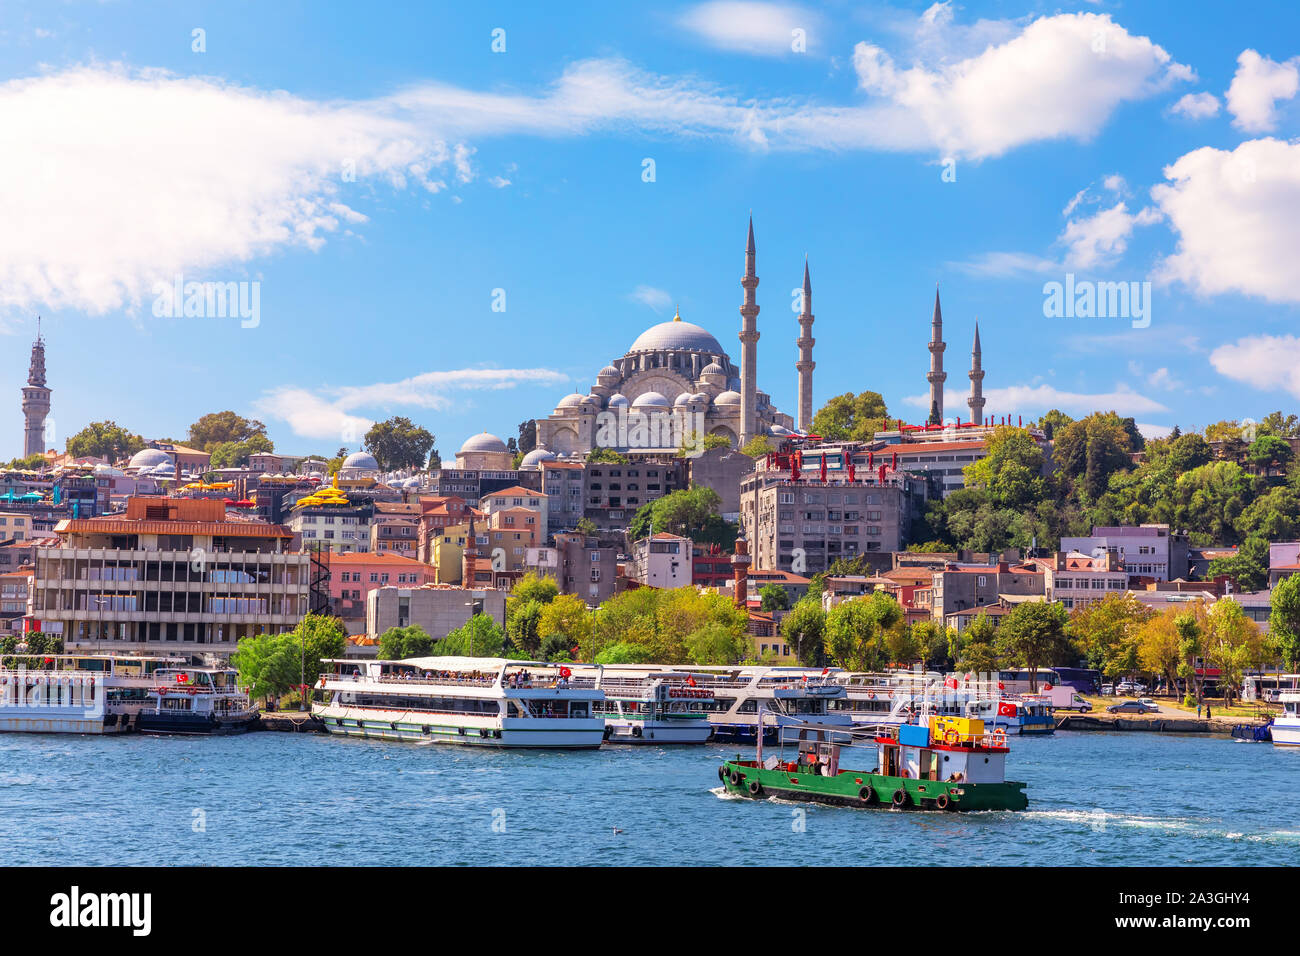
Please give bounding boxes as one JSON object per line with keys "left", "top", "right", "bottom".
{"left": 998, "top": 701, "right": 1018, "bottom": 717}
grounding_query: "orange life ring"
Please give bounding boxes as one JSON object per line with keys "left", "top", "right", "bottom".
{"left": 944, "top": 729, "right": 959, "bottom": 745}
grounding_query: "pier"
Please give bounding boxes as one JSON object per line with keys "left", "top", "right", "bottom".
{"left": 1056, "top": 713, "right": 1268, "bottom": 736}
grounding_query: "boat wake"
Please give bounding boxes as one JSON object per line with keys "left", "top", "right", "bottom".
{"left": 709, "top": 786, "right": 745, "bottom": 801}
{"left": 1024, "top": 809, "right": 1300, "bottom": 843}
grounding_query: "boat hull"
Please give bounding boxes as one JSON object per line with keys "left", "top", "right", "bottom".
{"left": 603, "top": 720, "right": 713, "bottom": 744}
{"left": 313, "top": 706, "right": 604, "bottom": 748}
{"left": 1271, "top": 720, "right": 1300, "bottom": 747}
{"left": 136, "top": 712, "right": 259, "bottom": 736}
{"left": 719, "top": 759, "right": 1028, "bottom": 812}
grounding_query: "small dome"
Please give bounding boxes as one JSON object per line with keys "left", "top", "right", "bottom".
{"left": 608, "top": 393, "right": 630, "bottom": 408}
{"left": 597, "top": 365, "right": 620, "bottom": 380}
{"left": 581, "top": 393, "right": 602, "bottom": 406}
{"left": 674, "top": 392, "right": 693, "bottom": 406}
{"left": 714, "top": 390, "right": 742, "bottom": 406}
{"left": 690, "top": 392, "right": 709, "bottom": 403}
{"left": 457, "top": 432, "right": 508, "bottom": 455}
{"left": 701, "top": 362, "right": 725, "bottom": 376}
{"left": 770, "top": 424, "right": 792, "bottom": 436}
{"left": 556, "top": 393, "right": 586, "bottom": 408}
{"left": 127, "top": 448, "right": 172, "bottom": 470}
{"left": 342, "top": 451, "right": 380, "bottom": 472}
{"left": 520, "top": 448, "right": 558, "bottom": 469}
{"left": 633, "top": 391, "right": 669, "bottom": 409}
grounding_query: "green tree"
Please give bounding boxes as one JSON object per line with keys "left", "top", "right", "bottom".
{"left": 1270, "top": 574, "right": 1300, "bottom": 671}
{"left": 187, "top": 411, "right": 268, "bottom": 452}
{"left": 824, "top": 592, "right": 903, "bottom": 671}
{"left": 1206, "top": 599, "right": 1259, "bottom": 706}
{"left": 232, "top": 613, "right": 345, "bottom": 702}
{"left": 65, "top": 421, "right": 145, "bottom": 462}
{"left": 1247, "top": 434, "right": 1293, "bottom": 472}
{"left": 364, "top": 416, "right": 435, "bottom": 471}
{"left": 1053, "top": 412, "right": 1137, "bottom": 498}
{"left": 1208, "top": 537, "right": 1269, "bottom": 592}
{"left": 739, "top": 435, "right": 774, "bottom": 457}
{"left": 684, "top": 621, "right": 750, "bottom": 664}
{"left": 1260, "top": 411, "right": 1300, "bottom": 438}
{"left": 810, "top": 391, "right": 888, "bottom": 443}
{"left": 539, "top": 593, "right": 594, "bottom": 660}
{"left": 955, "top": 612, "right": 1000, "bottom": 673}
{"left": 0, "top": 453, "right": 48, "bottom": 470}
{"left": 780, "top": 598, "right": 827, "bottom": 666}
{"left": 759, "top": 584, "right": 790, "bottom": 612}
{"left": 377, "top": 624, "right": 434, "bottom": 660}
{"left": 586, "top": 447, "right": 630, "bottom": 464}
{"left": 439, "top": 614, "right": 505, "bottom": 657}
{"left": 208, "top": 434, "right": 274, "bottom": 469}
{"left": 517, "top": 420, "right": 537, "bottom": 455}
{"left": 996, "top": 601, "right": 1070, "bottom": 691}
{"left": 507, "top": 599, "right": 545, "bottom": 657}
{"left": 1068, "top": 593, "right": 1149, "bottom": 680}
{"left": 594, "top": 641, "right": 656, "bottom": 664}
{"left": 1175, "top": 612, "right": 1205, "bottom": 704}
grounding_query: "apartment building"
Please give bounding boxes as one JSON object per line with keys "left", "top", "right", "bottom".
{"left": 524, "top": 532, "right": 619, "bottom": 605}
{"left": 416, "top": 496, "right": 481, "bottom": 564}
{"left": 0, "top": 511, "right": 31, "bottom": 542}
{"left": 739, "top": 450, "right": 923, "bottom": 574}
{"left": 366, "top": 584, "right": 506, "bottom": 640}
{"left": 538, "top": 460, "right": 587, "bottom": 532}
{"left": 583, "top": 459, "right": 686, "bottom": 533}
{"left": 479, "top": 486, "right": 549, "bottom": 533}
{"left": 1060, "top": 524, "right": 1189, "bottom": 582}
{"left": 1030, "top": 551, "right": 1129, "bottom": 610}
{"left": 286, "top": 499, "right": 375, "bottom": 554}
{"left": 922, "top": 561, "right": 1046, "bottom": 630}
{"left": 31, "top": 496, "right": 307, "bottom": 655}
{"left": 369, "top": 501, "right": 420, "bottom": 557}
{"left": 328, "top": 552, "right": 435, "bottom": 634}
{"left": 628, "top": 532, "right": 693, "bottom": 588}
{"left": 423, "top": 467, "right": 542, "bottom": 507}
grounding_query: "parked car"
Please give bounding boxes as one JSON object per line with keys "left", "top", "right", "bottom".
{"left": 1115, "top": 681, "right": 1148, "bottom": 696}
{"left": 1100, "top": 683, "right": 1114, "bottom": 696}
{"left": 1106, "top": 699, "right": 1160, "bottom": 714}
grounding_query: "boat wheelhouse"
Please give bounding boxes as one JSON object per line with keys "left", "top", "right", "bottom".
{"left": 718, "top": 714, "right": 1028, "bottom": 812}
{"left": 966, "top": 695, "right": 1056, "bottom": 735}
{"left": 314, "top": 656, "right": 606, "bottom": 748}
{"left": 1272, "top": 691, "right": 1300, "bottom": 747}
{"left": 0, "top": 653, "right": 185, "bottom": 734}
{"left": 577, "top": 665, "right": 715, "bottom": 744}
{"left": 672, "top": 666, "right": 853, "bottom": 743}
{"left": 137, "top": 664, "right": 258, "bottom": 735}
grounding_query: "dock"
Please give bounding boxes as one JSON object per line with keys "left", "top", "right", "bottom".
{"left": 257, "top": 711, "right": 326, "bottom": 733}
{"left": 1057, "top": 713, "right": 1268, "bottom": 737}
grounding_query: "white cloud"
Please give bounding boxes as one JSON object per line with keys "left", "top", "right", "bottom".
{"left": 677, "top": 1, "right": 817, "bottom": 56}
{"left": 1146, "top": 366, "right": 1181, "bottom": 390}
{"left": 1169, "top": 91, "right": 1220, "bottom": 120}
{"left": 0, "top": 65, "right": 460, "bottom": 316}
{"left": 628, "top": 285, "right": 673, "bottom": 311}
{"left": 851, "top": 12, "right": 1191, "bottom": 160}
{"left": 1210, "top": 335, "right": 1300, "bottom": 399}
{"left": 949, "top": 251, "right": 1059, "bottom": 277}
{"left": 1226, "top": 49, "right": 1299, "bottom": 132}
{"left": 904, "top": 383, "right": 1168, "bottom": 417}
{"left": 1059, "top": 201, "right": 1162, "bottom": 269}
{"left": 256, "top": 367, "right": 571, "bottom": 441}
{"left": 1136, "top": 422, "right": 1173, "bottom": 440}
{"left": 1152, "top": 137, "right": 1300, "bottom": 302}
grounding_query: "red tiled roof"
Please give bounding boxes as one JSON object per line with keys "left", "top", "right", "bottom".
{"left": 54, "top": 518, "right": 293, "bottom": 538}
{"left": 481, "top": 485, "right": 549, "bottom": 499}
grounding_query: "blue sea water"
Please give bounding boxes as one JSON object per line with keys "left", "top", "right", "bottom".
{"left": 1, "top": 730, "right": 1296, "bottom": 866}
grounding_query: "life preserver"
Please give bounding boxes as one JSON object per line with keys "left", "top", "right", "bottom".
{"left": 944, "top": 730, "right": 959, "bottom": 746}
{"left": 992, "top": 731, "right": 1007, "bottom": 747}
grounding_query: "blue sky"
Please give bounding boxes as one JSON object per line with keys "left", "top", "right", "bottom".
{"left": 2, "top": 0, "right": 1300, "bottom": 459}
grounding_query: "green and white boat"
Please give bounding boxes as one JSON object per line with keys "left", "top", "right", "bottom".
{"left": 718, "top": 714, "right": 1029, "bottom": 812}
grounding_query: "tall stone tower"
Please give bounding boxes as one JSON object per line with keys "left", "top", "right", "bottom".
{"left": 739, "top": 216, "right": 760, "bottom": 446}
{"left": 462, "top": 514, "right": 481, "bottom": 586}
{"left": 21, "top": 320, "right": 51, "bottom": 458}
{"left": 927, "top": 287, "right": 946, "bottom": 425}
{"left": 796, "top": 259, "right": 815, "bottom": 433}
{"left": 967, "top": 321, "right": 986, "bottom": 425}
{"left": 731, "top": 527, "right": 751, "bottom": 608}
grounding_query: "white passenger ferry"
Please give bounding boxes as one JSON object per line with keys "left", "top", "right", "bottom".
{"left": 1272, "top": 691, "right": 1300, "bottom": 747}
{"left": 667, "top": 666, "right": 854, "bottom": 744}
{"left": 576, "top": 665, "right": 715, "bottom": 744}
{"left": 314, "top": 656, "right": 606, "bottom": 748}
{"left": 0, "top": 653, "right": 183, "bottom": 734}
{"left": 138, "top": 665, "right": 258, "bottom": 735}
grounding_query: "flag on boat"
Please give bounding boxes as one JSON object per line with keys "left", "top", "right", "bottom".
{"left": 821, "top": 667, "right": 830, "bottom": 676}
{"left": 945, "top": 677, "right": 958, "bottom": 689}
{"left": 998, "top": 701, "right": 1018, "bottom": 717}
{"left": 558, "top": 666, "right": 572, "bottom": 679}
{"left": 176, "top": 673, "right": 189, "bottom": 684}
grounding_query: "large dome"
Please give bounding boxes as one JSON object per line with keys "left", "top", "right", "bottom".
{"left": 127, "top": 448, "right": 172, "bottom": 470}
{"left": 629, "top": 319, "right": 723, "bottom": 355}
{"left": 341, "top": 451, "right": 379, "bottom": 472}
{"left": 458, "top": 432, "right": 508, "bottom": 455}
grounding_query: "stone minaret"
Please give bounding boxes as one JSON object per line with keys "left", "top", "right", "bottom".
{"left": 731, "top": 528, "right": 751, "bottom": 608}
{"left": 796, "top": 258, "right": 815, "bottom": 433}
{"left": 21, "top": 319, "right": 51, "bottom": 458}
{"left": 927, "top": 287, "right": 946, "bottom": 425}
{"left": 967, "top": 321, "right": 986, "bottom": 425}
{"left": 739, "top": 216, "right": 760, "bottom": 446}
{"left": 462, "top": 514, "right": 481, "bottom": 586}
